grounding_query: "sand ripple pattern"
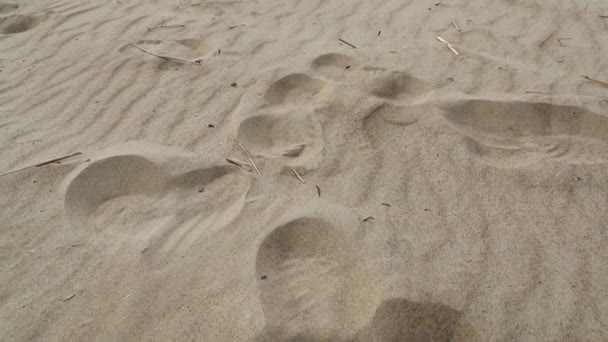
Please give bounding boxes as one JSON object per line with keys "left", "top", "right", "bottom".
{"left": 1, "top": 0, "right": 607, "bottom": 341}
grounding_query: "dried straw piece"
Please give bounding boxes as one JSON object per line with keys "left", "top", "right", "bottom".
{"left": 132, "top": 43, "right": 203, "bottom": 66}
{"left": 581, "top": 75, "right": 608, "bottom": 88}
{"left": 238, "top": 143, "right": 261, "bottom": 177}
{"left": 436, "top": 36, "right": 459, "bottom": 56}
{"left": 226, "top": 157, "right": 252, "bottom": 172}
{"left": 291, "top": 167, "right": 305, "bottom": 183}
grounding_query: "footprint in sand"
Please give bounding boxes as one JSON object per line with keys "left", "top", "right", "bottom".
{"left": 353, "top": 67, "right": 438, "bottom": 132}
{"left": 0, "top": 14, "right": 43, "bottom": 34}
{"left": 255, "top": 203, "right": 378, "bottom": 341}
{"left": 237, "top": 107, "right": 323, "bottom": 164}
{"left": 437, "top": 96, "right": 608, "bottom": 165}
{"left": 310, "top": 53, "right": 361, "bottom": 81}
{"left": 62, "top": 143, "right": 250, "bottom": 259}
{"left": 120, "top": 39, "right": 209, "bottom": 69}
{"left": 235, "top": 72, "right": 328, "bottom": 171}
{"left": 366, "top": 70, "right": 433, "bottom": 104}
{"left": 263, "top": 73, "right": 327, "bottom": 106}
{"left": 360, "top": 298, "right": 479, "bottom": 342}
{"left": 0, "top": 2, "right": 18, "bottom": 15}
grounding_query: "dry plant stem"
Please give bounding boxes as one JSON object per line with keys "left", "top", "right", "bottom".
{"left": 226, "top": 158, "right": 252, "bottom": 172}
{"left": 338, "top": 38, "right": 357, "bottom": 49}
{"left": 238, "top": 143, "right": 261, "bottom": 177}
{"left": 0, "top": 152, "right": 83, "bottom": 177}
{"left": 581, "top": 75, "right": 608, "bottom": 88}
{"left": 452, "top": 20, "right": 461, "bottom": 32}
{"left": 132, "top": 43, "right": 202, "bottom": 65}
{"left": 291, "top": 167, "right": 305, "bottom": 183}
{"left": 436, "top": 36, "right": 459, "bottom": 55}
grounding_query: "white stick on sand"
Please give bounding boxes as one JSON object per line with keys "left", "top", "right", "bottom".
{"left": 437, "top": 36, "right": 459, "bottom": 55}
{"left": 131, "top": 43, "right": 203, "bottom": 66}
{"left": 238, "top": 143, "right": 261, "bottom": 177}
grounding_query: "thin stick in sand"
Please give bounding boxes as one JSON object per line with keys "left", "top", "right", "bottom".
{"left": 436, "top": 36, "right": 459, "bottom": 55}
{"left": 0, "top": 152, "right": 83, "bottom": 177}
{"left": 557, "top": 37, "right": 572, "bottom": 47}
{"left": 226, "top": 157, "right": 252, "bottom": 172}
{"left": 238, "top": 143, "right": 261, "bottom": 177}
{"left": 581, "top": 75, "right": 608, "bottom": 88}
{"left": 452, "top": 20, "right": 461, "bottom": 32}
{"left": 291, "top": 167, "right": 305, "bottom": 183}
{"left": 131, "top": 43, "right": 203, "bottom": 66}
{"left": 338, "top": 38, "right": 357, "bottom": 49}
{"left": 148, "top": 18, "right": 185, "bottom": 31}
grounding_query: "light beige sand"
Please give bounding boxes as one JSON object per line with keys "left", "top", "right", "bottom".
{"left": 1, "top": 0, "right": 608, "bottom": 340}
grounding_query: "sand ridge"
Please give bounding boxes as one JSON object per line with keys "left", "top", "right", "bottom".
{"left": 1, "top": 0, "right": 608, "bottom": 340}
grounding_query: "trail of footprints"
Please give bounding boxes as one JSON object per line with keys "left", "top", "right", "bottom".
{"left": 254, "top": 203, "right": 480, "bottom": 341}
{"left": 59, "top": 51, "right": 608, "bottom": 340}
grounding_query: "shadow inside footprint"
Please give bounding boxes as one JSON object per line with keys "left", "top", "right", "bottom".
{"left": 367, "top": 72, "right": 432, "bottom": 103}
{"left": 311, "top": 53, "right": 361, "bottom": 80}
{"left": 0, "top": 2, "right": 18, "bottom": 14}
{"left": 166, "top": 166, "right": 232, "bottom": 190}
{"left": 361, "top": 299, "right": 479, "bottom": 342}
{"left": 0, "top": 14, "right": 42, "bottom": 34}
{"left": 64, "top": 155, "right": 164, "bottom": 218}
{"left": 264, "top": 74, "right": 326, "bottom": 106}
{"left": 441, "top": 99, "right": 608, "bottom": 141}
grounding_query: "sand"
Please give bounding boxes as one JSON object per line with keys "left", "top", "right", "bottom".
{"left": 1, "top": 0, "right": 608, "bottom": 340}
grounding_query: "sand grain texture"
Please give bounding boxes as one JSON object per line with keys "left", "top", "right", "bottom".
{"left": 1, "top": 0, "right": 608, "bottom": 340}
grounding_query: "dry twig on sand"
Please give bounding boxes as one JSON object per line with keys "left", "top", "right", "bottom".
{"left": 1, "top": 152, "right": 83, "bottom": 177}
{"left": 338, "top": 38, "right": 357, "bottom": 49}
{"left": 132, "top": 43, "right": 203, "bottom": 66}
{"left": 35, "top": 152, "right": 83, "bottom": 167}
{"left": 291, "top": 167, "right": 305, "bottom": 183}
{"left": 581, "top": 75, "right": 608, "bottom": 88}
{"left": 226, "top": 157, "right": 252, "bottom": 172}
{"left": 148, "top": 18, "right": 185, "bottom": 31}
{"left": 452, "top": 20, "right": 461, "bottom": 32}
{"left": 238, "top": 143, "right": 261, "bottom": 176}
{"left": 436, "top": 36, "right": 459, "bottom": 55}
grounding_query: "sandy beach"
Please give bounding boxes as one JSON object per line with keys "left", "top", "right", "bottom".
{"left": 1, "top": 0, "right": 608, "bottom": 340}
